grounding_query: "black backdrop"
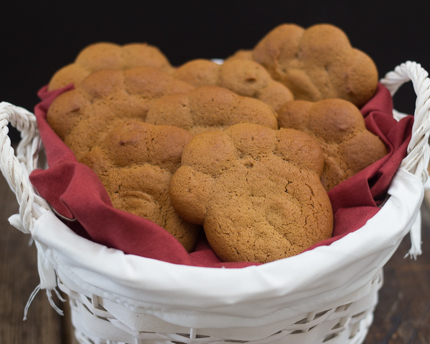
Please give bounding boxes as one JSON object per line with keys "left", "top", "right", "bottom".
{"left": 2, "top": 0, "right": 429, "bottom": 142}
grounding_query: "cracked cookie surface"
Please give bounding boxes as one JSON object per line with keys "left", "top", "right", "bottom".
{"left": 169, "top": 123, "right": 333, "bottom": 263}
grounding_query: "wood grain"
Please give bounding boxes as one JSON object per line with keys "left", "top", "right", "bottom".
{"left": 0, "top": 174, "right": 64, "bottom": 343}
{"left": 364, "top": 194, "right": 430, "bottom": 344}
{"left": 0, "top": 172, "right": 429, "bottom": 343}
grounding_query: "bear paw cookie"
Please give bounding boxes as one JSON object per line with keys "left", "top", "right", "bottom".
{"left": 249, "top": 23, "right": 378, "bottom": 108}
{"left": 169, "top": 123, "right": 333, "bottom": 263}
{"left": 80, "top": 121, "right": 200, "bottom": 252}
{"left": 47, "top": 66, "right": 194, "bottom": 161}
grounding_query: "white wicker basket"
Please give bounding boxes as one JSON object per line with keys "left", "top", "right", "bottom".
{"left": 1, "top": 61, "right": 429, "bottom": 344}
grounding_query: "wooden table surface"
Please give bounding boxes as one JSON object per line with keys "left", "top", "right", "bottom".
{"left": 1, "top": 173, "right": 429, "bottom": 343}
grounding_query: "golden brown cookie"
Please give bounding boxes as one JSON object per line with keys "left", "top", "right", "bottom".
{"left": 245, "top": 23, "right": 378, "bottom": 108}
{"left": 172, "top": 58, "right": 293, "bottom": 112}
{"left": 228, "top": 50, "right": 254, "bottom": 61}
{"left": 47, "top": 66, "right": 194, "bottom": 161}
{"left": 169, "top": 123, "right": 333, "bottom": 263}
{"left": 80, "top": 121, "right": 200, "bottom": 252}
{"left": 48, "top": 42, "right": 174, "bottom": 91}
{"left": 277, "top": 98, "right": 387, "bottom": 190}
{"left": 146, "top": 85, "right": 278, "bottom": 135}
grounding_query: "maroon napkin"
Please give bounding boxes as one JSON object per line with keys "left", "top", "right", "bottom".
{"left": 30, "top": 84, "right": 413, "bottom": 267}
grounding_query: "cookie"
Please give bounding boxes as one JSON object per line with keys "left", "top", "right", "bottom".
{"left": 277, "top": 98, "right": 388, "bottom": 190}
{"left": 80, "top": 121, "right": 200, "bottom": 252}
{"left": 169, "top": 123, "right": 333, "bottom": 263}
{"left": 146, "top": 85, "right": 278, "bottom": 135}
{"left": 173, "top": 58, "right": 294, "bottom": 112}
{"left": 48, "top": 42, "right": 174, "bottom": 91}
{"left": 47, "top": 66, "right": 194, "bottom": 161}
{"left": 241, "top": 23, "right": 378, "bottom": 108}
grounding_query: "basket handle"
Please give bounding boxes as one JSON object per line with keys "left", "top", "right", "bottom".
{"left": 0, "top": 102, "right": 50, "bottom": 234}
{"left": 380, "top": 61, "right": 430, "bottom": 185}
{"left": 380, "top": 61, "right": 430, "bottom": 259}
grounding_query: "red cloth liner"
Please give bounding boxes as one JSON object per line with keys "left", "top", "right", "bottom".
{"left": 30, "top": 84, "right": 413, "bottom": 267}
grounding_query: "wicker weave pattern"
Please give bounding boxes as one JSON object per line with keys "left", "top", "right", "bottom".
{"left": 380, "top": 61, "right": 430, "bottom": 258}
{"left": 0, "top": 102, "right": 49, "bottom": 233}
{"left": 381, "top": 61, "right": 430, "bottom": 183}
{"left": 61, "top": 271, "right": 382, "bottom": 344}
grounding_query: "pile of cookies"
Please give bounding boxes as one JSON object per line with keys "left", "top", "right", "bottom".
{"left": 47, "top": 23, "right": 387, "bottom": 263}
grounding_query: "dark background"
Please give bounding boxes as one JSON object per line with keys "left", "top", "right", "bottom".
{"left": 1, "top": 0, "right": 429, "bottom": 142}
